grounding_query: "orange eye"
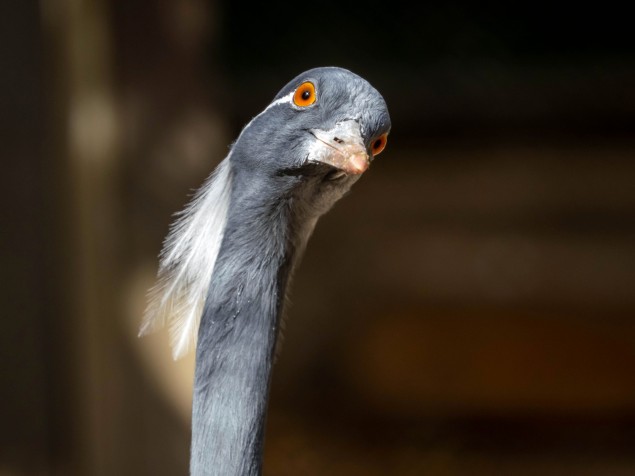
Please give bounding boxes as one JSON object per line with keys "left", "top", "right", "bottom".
{"left": 293, "top": 81, "right": 316, "bottom": 107}
{"left": 371, "top": 133, "right": 388, "bottom": 156}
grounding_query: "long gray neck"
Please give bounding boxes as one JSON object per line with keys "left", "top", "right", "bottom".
{"left": 190, "top": 171, "right": 311, "bottom": 476}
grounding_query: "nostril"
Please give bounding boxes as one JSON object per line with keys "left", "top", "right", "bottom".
{"left": 333, "top": 137, "right": 344, "bottom": 144}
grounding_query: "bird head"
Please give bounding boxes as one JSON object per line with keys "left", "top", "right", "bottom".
{"left": 141, "top": 67, "right": 390, "bottom": 360}
{"left": 230, "top": 67, "right": 391, "bottom": 211}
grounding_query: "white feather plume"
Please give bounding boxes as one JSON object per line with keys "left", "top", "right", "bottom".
{"left": 140, "top": 157, "right": 232, "bottom": 360}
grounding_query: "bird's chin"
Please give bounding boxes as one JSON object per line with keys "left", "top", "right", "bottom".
{"left": 324, "top": 169, "right": 348, "bottom": 181}
{"left": 316, "top": 164, "right": 362, "bottom": 188}
{"left": 287, "top": 155, "right": 361, "bottom": 191}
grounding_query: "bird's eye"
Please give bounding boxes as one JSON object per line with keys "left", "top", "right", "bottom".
{"left": 293, "top": 81, "right": 316, "bottom": 107}
{"left": 371, "top": 133, "right": 388, "bottom": 156}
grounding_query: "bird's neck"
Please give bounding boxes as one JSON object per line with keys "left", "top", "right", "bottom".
{"left": 190, "top": 176, "right": 314, "bottom": 476}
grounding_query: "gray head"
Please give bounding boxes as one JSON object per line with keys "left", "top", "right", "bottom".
{"left": 230, "top": 67, "right": 391, "bottom": 212}
{"left": 141, "top": 67, "right": 390, "bottom": 360}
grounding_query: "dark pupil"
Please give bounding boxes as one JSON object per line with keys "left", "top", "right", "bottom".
{"left": 301, "top": 90, "right": 311, "bottom": 100}
{"left": 373, "top": 139, "right": 382, "bottom": 150}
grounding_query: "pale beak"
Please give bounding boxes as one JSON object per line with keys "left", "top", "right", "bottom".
{"left": 309, "top": 120, "right": 369, "bottom": 175}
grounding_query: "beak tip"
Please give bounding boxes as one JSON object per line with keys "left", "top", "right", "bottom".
{"left": 346, "top": 153, "right": 370, "bottom": 175}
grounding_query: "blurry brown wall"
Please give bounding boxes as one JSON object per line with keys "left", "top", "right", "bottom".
{"left": 1, "top": 1, "right": 51, "bottom": 473}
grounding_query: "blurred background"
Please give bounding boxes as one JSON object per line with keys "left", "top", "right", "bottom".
{"left": 2, "top": 1, "right": 634, "bottom": 475}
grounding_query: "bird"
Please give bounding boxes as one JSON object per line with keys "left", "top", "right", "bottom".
{"left": 140, "top": 66, "right": 391, "bottom": 476}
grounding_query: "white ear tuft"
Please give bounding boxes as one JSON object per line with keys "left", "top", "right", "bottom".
{"left": 140, "top": 157, "right": 232, "bottom": 360}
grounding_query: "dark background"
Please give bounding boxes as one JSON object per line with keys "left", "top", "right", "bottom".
{"left": 2, "top": 1, "right": 634, "bottom": 475}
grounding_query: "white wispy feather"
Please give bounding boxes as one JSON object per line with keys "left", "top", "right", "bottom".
{"left": 140, "top": 157, "right": 232, "bottom": 360}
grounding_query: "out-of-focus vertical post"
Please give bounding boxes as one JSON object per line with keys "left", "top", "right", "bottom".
{"left": 43, "top": 0, "right": 121, "bottom": 474}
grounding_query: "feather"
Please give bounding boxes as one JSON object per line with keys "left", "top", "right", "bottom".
{"left": 140, "top": 157, "right": 232, "bottom": 360}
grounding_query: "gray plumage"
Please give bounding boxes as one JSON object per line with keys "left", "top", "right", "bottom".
{"left": 142, "top": 67, "right": 390, "bottom": 476}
